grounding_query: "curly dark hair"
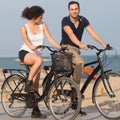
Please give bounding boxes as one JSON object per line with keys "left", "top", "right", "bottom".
{"left": 21, "top": 6, "right": 45, "bottom": 20}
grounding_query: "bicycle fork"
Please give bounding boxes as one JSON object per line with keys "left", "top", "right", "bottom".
{"left": 102, "top": 72, "right": 115, "bottom": 98}
{"left": 92, "top": 71, "right": 115, "bottom": 103}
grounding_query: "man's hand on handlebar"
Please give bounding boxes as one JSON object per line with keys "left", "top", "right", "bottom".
{"left": 106, "top": 44, "right": 112, "bottom": 50}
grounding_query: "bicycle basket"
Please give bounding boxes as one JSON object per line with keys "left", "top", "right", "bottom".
{"left": 51, "top": 52, "right": 73, "bottom": 73}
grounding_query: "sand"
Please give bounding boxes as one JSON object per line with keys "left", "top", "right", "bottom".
{"left": 0, "top": 68, "right": 119, "bottom": 108}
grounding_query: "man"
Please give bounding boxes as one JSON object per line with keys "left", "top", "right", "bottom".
{"left": 60, "top": 1, "right": 107, "bottom": 115}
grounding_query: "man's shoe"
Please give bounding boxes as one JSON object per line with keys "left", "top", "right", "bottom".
{"left": 31, "top": 106, "right": 47, "bottom": 118}
{"left": 79, "top": 109, "right": 87, "bottom": 116}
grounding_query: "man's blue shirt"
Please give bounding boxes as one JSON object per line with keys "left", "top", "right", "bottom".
{"left": 61, "top": 15, "right": 90, "bottom": 48}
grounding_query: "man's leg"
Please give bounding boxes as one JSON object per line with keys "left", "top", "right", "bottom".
{"left": 73, "top": 63, "right": 83, "bottom": 87}
{"left": 65, "top": 45, "right": 86, "bottom": 115}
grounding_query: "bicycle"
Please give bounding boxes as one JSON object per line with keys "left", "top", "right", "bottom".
{"left": 79, "top": 44, "right": 120, "bottom": 119}
{"left": 1, "top": 45, "right": 81, "bottom": 120}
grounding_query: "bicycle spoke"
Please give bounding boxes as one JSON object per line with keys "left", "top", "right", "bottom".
{"left": 1, "top": 75, "right": 27, "bottom": 117}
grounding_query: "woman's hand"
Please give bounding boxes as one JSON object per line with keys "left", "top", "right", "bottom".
{"left": 30, "top": 45, "right": 37, "bottom": 50}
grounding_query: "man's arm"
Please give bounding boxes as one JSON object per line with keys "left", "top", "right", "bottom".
{"left": 86, "top": 25, "right": 106, "bottom": 48}
{"left": 63, "top": 25, "right": 88, "bottom": 50}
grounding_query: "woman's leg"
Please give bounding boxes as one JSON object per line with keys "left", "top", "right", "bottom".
{"left": 24, "top": 53, "right": 43, "bottom": 81}
{"left": 31, "top": 69, "right": 47, "bottom": 118}
{"left": 21, "top": 53, "right": 46, "bottom": 118}
{"left": 23, "top": 53, "right": 43, "bottom": 91}
{"left": 32, "top": 69, "right": 41, "bottom": 91}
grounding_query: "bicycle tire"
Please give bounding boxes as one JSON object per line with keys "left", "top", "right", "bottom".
{"left": 47, "top": 77, "right": 81, "bottom": 120}
{"left": 93, "top": 72, "right": 120, "bottom": 119}
{"left": 1, "top": 74, "right": 27, "bottom": 118}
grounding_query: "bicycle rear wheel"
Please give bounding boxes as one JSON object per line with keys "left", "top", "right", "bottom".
{"left": 94, "top": 72, "right": 120, "bottom": 119}
{"left": 48, "top": 77, "right": 81, "bottom": 120}
{"left": 1, "top": 74, "right": 27, "bottom": 117}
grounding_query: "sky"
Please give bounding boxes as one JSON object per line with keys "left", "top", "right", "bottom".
{"left": 0, "top": 0, "right": 120, "bottom": 57}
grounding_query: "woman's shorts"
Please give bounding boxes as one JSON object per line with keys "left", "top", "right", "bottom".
{"left": 19, "top": 50, "right": 29, "bottom": 62}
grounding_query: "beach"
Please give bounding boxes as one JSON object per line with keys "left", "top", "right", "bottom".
{"left": 0, "top": 68, "right": 119, "bottom": 120}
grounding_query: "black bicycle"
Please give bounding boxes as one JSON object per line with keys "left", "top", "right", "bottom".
{"left": 1, "top": 45, "right": 81, "bottom": 120}
{"left": 80, "top": 44, "right": 120, "bottom": 119}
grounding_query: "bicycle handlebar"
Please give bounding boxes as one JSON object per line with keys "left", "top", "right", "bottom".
{"left": 36, "top": 45, "right": 69, "bottom": 53}
{"left": 87, "top": 44, "right": 112, "bottom": 52}
{"left": 37, "top": 44, "right": 113, "bottom": 53}
{"left": 36, "top": 45, "right": 58, "bottom": 52}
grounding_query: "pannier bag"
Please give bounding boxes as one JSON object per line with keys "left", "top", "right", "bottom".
{"left": 51, "top": 52, "right": 73, "bottom": 73}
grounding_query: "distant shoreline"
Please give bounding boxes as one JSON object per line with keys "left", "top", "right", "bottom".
{"left": 0, "top": 55, "right": 120, "bottom": 72}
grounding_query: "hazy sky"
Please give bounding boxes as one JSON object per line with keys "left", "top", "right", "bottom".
{"left": 0, "top": 0, "right": 120, "bottom": 57}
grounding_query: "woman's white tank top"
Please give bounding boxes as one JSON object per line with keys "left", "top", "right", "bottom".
{"left": 19, "top": 23, "right": 44, "bottom": 56}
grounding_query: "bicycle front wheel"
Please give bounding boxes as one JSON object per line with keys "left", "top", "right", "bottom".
{"left": 48, "top": 77, "right": 81, "bottom": 120}
{"left": 94, "top": 72, "right": 120, "bottom": 119}
{"left": 1, "top": 74, "right": 27, "bottom": 117}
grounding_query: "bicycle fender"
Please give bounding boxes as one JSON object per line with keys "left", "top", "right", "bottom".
{"left": 1, "top": 74, "right": 24, "bottom": 90}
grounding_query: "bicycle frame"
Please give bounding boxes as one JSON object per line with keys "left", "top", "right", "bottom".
{"left": 80, "top": 46, "right": 113, "bottom": 101}
{"left": 37, "top": 67, "right": 54, "bottom": 102}
{"left": 81, "top": 60, "right": 100, "bottom": 94}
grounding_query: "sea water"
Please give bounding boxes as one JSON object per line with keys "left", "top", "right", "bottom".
{"left": 0, "top": 55, "right": 120, "bottom": 72}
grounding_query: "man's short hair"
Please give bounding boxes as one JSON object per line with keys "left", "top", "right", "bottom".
{"left": 68, "top": 1, "right": 80, "bottom": 9}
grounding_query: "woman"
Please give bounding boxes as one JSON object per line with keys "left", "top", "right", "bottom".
{"left": 19, "top": 5, "right": 61, "bottom": 118}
